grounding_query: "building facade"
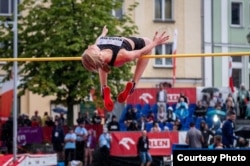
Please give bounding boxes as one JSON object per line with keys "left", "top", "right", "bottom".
{"left": 129, "top": 0, "right": 202, "bottom": 88}
{"left": 203, "top": 0, "right": 250, "bottom": 89}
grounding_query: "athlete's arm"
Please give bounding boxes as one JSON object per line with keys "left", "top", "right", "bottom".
{"left": 99, "top": 68, "right": 108, "bottom": 88}
{"left": 95, "top": 25, "right": 108, "bottom": 44}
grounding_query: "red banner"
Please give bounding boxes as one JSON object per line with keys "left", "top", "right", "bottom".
{"left": 0, "top": 79, "right": 14, "bottom": 122}
{"left": 126, "top": 88, "right": 196, "bottom": 105}
{"left": 110, "top": 131, "right": 179, "bottom": 156}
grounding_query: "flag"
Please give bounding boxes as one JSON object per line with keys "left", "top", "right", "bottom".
{"left": 172, "top": 29, "right": 178, "bottom": 86}
{"left": 228, "top": 56, "right": 234, "bottom": 93}
{"left": 0, "top": 78, "right": 14, "bottom": 121}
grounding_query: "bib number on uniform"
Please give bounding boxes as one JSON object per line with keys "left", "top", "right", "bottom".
{"left": 97, "top": 37, "right": 123, "bottom": 46}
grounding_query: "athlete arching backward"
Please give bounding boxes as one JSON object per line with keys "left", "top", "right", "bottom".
{"left": 82, "top": 26, "right": 169, "bottom": 111}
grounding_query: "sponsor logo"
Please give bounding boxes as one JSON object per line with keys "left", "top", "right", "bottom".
{"left": 167, "top": 94, "right": 180, "bottom": 103}
{"left": 119, "top": 138, "right": 135, "bottom": 150}
{"left": 149, "top": 139, "right": 170, "bottom": 148}
{"left": 17, "top": 134, "right": 27, "bottom": 145}
{"left": 139, "top": 93, "right": 153, "bottom": 103}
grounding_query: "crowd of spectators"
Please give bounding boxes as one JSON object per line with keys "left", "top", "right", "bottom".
{"left": 1, "top": 83, "right": 250, "bottom": 166}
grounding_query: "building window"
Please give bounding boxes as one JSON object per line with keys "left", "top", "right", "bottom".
{"left": 249, "top": 3, "right": 250, "bottom": 27}
{"left": 154, "top": 43, "right": 173, "bottom": 67}
{"left": 232, "top": 68, "right": 241, "bottom": 88}
{"left": 154, "top": 0, "right": 173, "bottom": 21}
{"left": 0, "top": 0, "right": 20, "bottom": 16}
{"left": 232, "top": 56, "right": 242, "bottom": 62}
{"left": 111, "top": 7, "right": 123, "bottom": 19}
{"left": 111, "top": 0, "right": 123, "bottom": 19}
{"left": 231, "top": 2, "right": 243, "bottom": 26}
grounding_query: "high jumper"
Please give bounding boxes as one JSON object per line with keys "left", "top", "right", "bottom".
{"left": 81, "top": 26, "right": 169, "bottom": 111}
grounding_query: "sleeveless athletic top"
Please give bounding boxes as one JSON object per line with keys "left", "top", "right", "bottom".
{"left": 96, "top": 36, "right": 145, "bottom": 66}
{"left": 96, "top": 37, "right": 132, "bottom": 66}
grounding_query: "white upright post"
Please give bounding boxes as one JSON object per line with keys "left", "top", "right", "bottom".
{"left": 13, "top": 0, "right": 18, "bottom": 161}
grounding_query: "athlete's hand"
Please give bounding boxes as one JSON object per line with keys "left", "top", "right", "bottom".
{"left": 153, "top": 31, "right": 169, "bottom": 46}
{"left": 102, "top": 25, "right": 108, "bottom": 36}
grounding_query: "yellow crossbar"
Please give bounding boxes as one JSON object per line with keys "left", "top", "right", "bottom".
{"left": 0, "top": 52, "right": 249, "bottom": 62}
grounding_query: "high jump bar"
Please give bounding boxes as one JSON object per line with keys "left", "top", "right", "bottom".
{"left": 0, "top": 52, "right": 249, "bottom": 62}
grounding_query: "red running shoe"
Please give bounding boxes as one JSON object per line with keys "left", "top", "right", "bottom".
{"left": 103, "top": 86, "right": 114, "bottom": 112}
{"left": 117, "top": 81, "right": 134, "bottom": 103}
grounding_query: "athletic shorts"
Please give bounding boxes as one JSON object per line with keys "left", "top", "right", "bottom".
{"left": 127, "top": 37, "right": 146, "bottom": 50}
{"left": 139, "top": 151, "right": 152, "bottom": 164}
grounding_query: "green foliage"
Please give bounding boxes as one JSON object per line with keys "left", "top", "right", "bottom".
{"left": 0, "top": 0, "right": 138, "bottom": 125}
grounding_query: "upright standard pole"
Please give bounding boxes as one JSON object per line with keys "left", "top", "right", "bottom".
{"left": 13, "top": 0, "right": 18, "bottom": 161}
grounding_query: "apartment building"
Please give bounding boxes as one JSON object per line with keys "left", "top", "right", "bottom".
{"left": 127, "top": 0, "right": 202, "bottom": 88}
{"left": 203, "top": 0, "right": 250, "bottom": 89}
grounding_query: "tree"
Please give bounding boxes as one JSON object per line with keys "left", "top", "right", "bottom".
{"left": 0, "top": 0, "right": 139, "bottom": 125}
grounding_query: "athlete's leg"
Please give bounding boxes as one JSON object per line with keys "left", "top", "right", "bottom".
{"left": 132, "top": 37, "right": 152, "bottom": 84}
{"left": 103, "top": 86, "right": 114, "bottom": 111}
{"left": 118, "top": 38, "right": 152, "bottom": 103}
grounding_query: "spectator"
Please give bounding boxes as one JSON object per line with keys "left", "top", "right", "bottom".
{"left": 208, "top": 93, "right": 217, "bottom": 108}
{"left": 225, "top": 98, "right": 236, "bottom": 112}
{"left": 23, "top": 114, "right": 32, "bottom": 127}
{"left": 237, "top": 83, "right": 249, "bottom": 118}
{"left": 225, "top": 93, "right": 236, "bottom": 109}
{"left": 217, "top": 93, "right": 224, "bottom": 108}
{"left": 54, "top": 115, "right": 60, "bottom": 123}
{"left": 173, "top": 124, "right": 179, "bottom": 131}
{"left": 214, "top": 102, "right": 222, "bottom": 111}
{"left": 1, "top": 117, "right": 13, "bottom": 154}
{"left": 157, "top": 104, "right": 167, "bottom": 123}
{"left": 237, "top": 138, "right": 249, "bottom": 148}
{"left": 146, "top": 111, "right": 155, "bottom": 123}
{"left": 245, "top": 96, "right": 250, "bottom": 119}
{"left": 175, "top": 97, "right": 189, "bottom": 120}
{"left": 17, "top": 115, "right": 24, "bottom": 127}
{"left": 76, "top": 112, "right": 84, "bottom": 124}
{"left": 92, "top": 110, "right": 102, "bottom": 124}
{"left": 209, "top": 135, "right": 225, "bottom": 149}
{"left": 174, "top": 119, "right": 182, "bottom": 131}
{"left": 194, "top": 100, "right": 207, "bottom": 119}
{"left": 200, "top": 121, "right": 214, "bottom": 148}
{"left": 31, "top": 110, "right": 42, "bottom": 126}
{"left": 137, "top": 116, "right": 147, "bottom": 131}
{"left": 179, "top": 92, "right": 189, "bottom": 105}
{"left": 222, "top": 111, "right": 244, "bottom": 148}
{"left": 83, "top": 112, "right": 92, "bottom": 124}
{"left": 45, "top": 116, "right": 55, "bottom": 127}
{"left": 31, "top": 118, "right": 40, "bottom": 127}
{"left": 84, "top": 129, "right": 97, "bottom": 166}
{"left": 75, "top": 122, "right": 88, "bottom": 163}
{"left": 42, "top": 112, "right": 49, "bottom": 126}
{"left": 107, "top": 115, "right": 120, "bottom": 131}
{"left": 51, "top": 121, "right": 64, "bottom": 162}
{"left": 64, "top": 127, "right": 76, "bottom": 166}
{"left": 59, "top": 113, "right": 66, "bottom": 126}
{"left": 137, "top": 130, "right": 152, "bottom": 166}
{"left": 99, "top": 128, "right": 112, "bottom": 166}
{"left": 150, "top": 122, "right": 161, "bottom": 132}
{"left": 185, "top": 122, "right": 203, "bottom": 148}
{"left": 156, "top": 83, "right": 167, "bottom": 113}
{"left": 201, "top": 94, "right": 209, "bottom": 108}
{"left": 124, "top": 107, "right": 137, "bottom": 129}
{"left": 127, "top": 121, "right": 139, "bottom": 131}
{"left": 166, "top": 106, "right": 176, "bottom": 123}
